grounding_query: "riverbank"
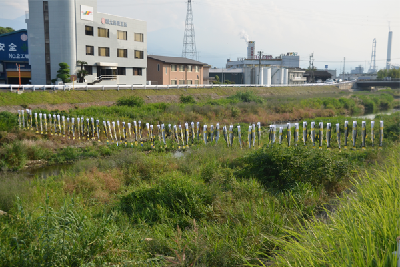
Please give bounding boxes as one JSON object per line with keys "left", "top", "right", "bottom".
{"left": 0, "top": 85, "right": 342, "bottom": 109}
{"left": 0, "top": 123, "right": 398, "bottom": 266}
{"left": 0, "top": 91, "right": 398, "bottom": 172}
{"left": 0, "top": 91, "right": 399, "bottom": 266}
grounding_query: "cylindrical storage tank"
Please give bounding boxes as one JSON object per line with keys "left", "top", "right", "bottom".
{"left": 271, "top": 67, "right": 278, "bottom": 85}
{"left": 284, "top": 68, "right": 289, "bottom": 85}
{"left": 244, "top": 67, "right": 252, "bottom": 85}
{"left": 280, "top": 68, "right": 284, "bottom": 85}
{"left": 255, "top": 67, "right": 263, "bottom": 85}
{"left": 263, "top": 67, "right": 271, "bottom": 86}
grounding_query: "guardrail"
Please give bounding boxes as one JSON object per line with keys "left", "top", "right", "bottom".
{"left": 0, "top": 82, "right": 348, "bottom": 92}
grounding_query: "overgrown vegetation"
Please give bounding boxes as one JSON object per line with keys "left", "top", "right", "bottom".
{"left": 116, "top": 95, "right": 145, "bottom": 107}
{"left": 180, "top": 94, "right": 196, "bottom": 104}
{"left": 270, "top": 151, "right": 400, "bottom": 267}
{"left": 0, "top": 85, "right": 341, "bottom": 106}
{"left": 0, "top": 92, "right": 398, "bottom": 266}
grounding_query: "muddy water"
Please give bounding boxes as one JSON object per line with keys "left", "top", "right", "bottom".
{"left": 20, "top": 163, "right": 73, "bottom": 179}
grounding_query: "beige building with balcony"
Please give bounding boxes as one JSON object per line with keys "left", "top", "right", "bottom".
{"left": 147, "top": 55, "right": 207, "bottom": 85}
{"left": 288, "top": 69, "right": 306, "bottom": 85}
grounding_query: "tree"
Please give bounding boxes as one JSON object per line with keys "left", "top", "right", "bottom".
{"left": 377, "top": 69, "right": 400, "bottom": 79}
{"left": 77, "top": 60, "right": 88, "bottom": 83}
{"left": 56, "top": 63, "right": 71, "bottom": 83}
{"left": 0, "top": 27, "right": 14, "bottom": 34}
{"left": 213, "top": 75, "right": 221, "bottom": 84}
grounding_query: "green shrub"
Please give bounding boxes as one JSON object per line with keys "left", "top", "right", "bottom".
{"left": 0, "top": 141, "right": 27, "bottom": 171}
{"left": 239, "top": 145, "right": 353, "bottom": 193}
{"left": 180, "top": 95, "right": 196, "bottom": 104}
{"left": 51, "top": 147, "right": 80, "bottom": 163}
{"left": 26, "top": 145, "right": 51, "bottom": 160}
{"left": 227, "top": 91, "right": 263, "bottom": 103}
{"left": 0, "top": 112, "right": 17, "bottom": 132}
{"left": 116, "top": 96, "right": 144, "bottom": 107}
{"left": 120, "top": 176, "right": 214, "bottom": 228}
{"left": 230, "top": 106, "right": 241, "bottom": 118}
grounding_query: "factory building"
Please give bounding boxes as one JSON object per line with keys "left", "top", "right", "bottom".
{"left": 209, "top": 68, "right": 243, "bottom": 84}
{"left": 222, "top": 41, "right": 305, "bottom": 85}
{"left": 227, "top": 41, "right": 300, "bottom": 69}
{"left": 351, "top": 65, "right": 364, "bottom": 75}
{"left": 0, "top": 30, "right": 31, "bottom": 85}
{"left": 26, "top": 0, "right": 147, "bottom": 85}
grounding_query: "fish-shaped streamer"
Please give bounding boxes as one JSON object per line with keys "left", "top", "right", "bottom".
{"left": 344, "top": 121, "right": 349, "bottom": 149}
{"left": 203, "top": 125, "right": 207, "bottom": 144}
{"left": 352, "top": 121, "right": 357, "bottom": 149}
{"left": 237, "top": 125, "right": 242, "bottom": 149}
{"left": 318, "top": 122, "right": 323, "bottom": 149}
{"left": 326, "top": 123, "right": 331, "bottom": 149}
{"left": 303, "top": 121, "right": 307, "bottom": 145}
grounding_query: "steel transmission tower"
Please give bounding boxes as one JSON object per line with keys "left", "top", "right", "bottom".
{"left": 182, "top": 0, "right": 197, "bottom": 60}
{"left": 369, "top": 38, "right": 377, "bottom": 73}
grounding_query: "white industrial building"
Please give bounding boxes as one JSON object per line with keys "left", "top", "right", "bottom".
{"left": 224, "top": 41, "right": 305, "bottom": 85}
{"left": 26, "top": 0, "right": 147, "bottom": 85}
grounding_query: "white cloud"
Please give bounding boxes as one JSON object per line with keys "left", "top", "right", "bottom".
{"left": 2, "top": 0, "right": 399, "bottom": 70}
{"left": 0, "top": 0, "right": 28, "bottom": 19}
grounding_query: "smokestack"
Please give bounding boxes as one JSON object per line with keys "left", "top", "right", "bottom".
{"left": 387, "top": 31, "right": 393, "bottom": 70}
{"left": 247, "top": 41, "right": 255, "bottom": 59}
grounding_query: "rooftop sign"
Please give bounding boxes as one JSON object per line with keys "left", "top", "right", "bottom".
{"left": 81, "top": 5, "right": 93, "bottom": 21}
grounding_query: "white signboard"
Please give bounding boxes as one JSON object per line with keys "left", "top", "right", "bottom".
{"left": 81, "top": 5, "right": 93, "bottom": 21}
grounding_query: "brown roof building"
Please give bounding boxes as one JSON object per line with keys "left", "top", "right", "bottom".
{"left": 147, "top": 55, "right": 208, "bottom": 85}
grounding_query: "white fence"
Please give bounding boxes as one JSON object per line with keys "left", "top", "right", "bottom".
{"left": 0, "top": 82, "right": 351, "bottom": 92}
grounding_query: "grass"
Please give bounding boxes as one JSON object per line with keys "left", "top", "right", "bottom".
{"left": 0, "top": 116, "right": 398, "bottom": 266}
{"left": 0, "top": 94, "right": 398, "bottom": 266}
{"left": 0, "top": 92, "right": 400, "bottom": 170}
{"left": 0, "top": 85, "right": 340, "bottom": 106}
{"left": 268, "top": 149, "right": 400, "bottom": 267}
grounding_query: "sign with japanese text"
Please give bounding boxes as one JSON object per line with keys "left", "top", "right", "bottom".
{"left": 101, "top": 18, "right": 127, "bottom": 27}
{"left": 0, "top": 30, "right": 29, "bottom": 62}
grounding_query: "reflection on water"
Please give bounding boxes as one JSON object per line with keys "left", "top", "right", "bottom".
{"left": 352, "top": 109, "right": 399, "bottom": 120}
{"left": 20, "top": 163, "right": 72, "bottom": 179}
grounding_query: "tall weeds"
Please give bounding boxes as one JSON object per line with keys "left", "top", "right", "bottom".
{"left": 269, "top": 151, "right": 400, "bottom": 267}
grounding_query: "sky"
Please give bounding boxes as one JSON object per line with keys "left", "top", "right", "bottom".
{"left": 1, "top": 0, "right": 399, "bottom": 73}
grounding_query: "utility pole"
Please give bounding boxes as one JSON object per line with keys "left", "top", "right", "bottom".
{"left": 258, "top": 51, "right": 262, "bottom": 85}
